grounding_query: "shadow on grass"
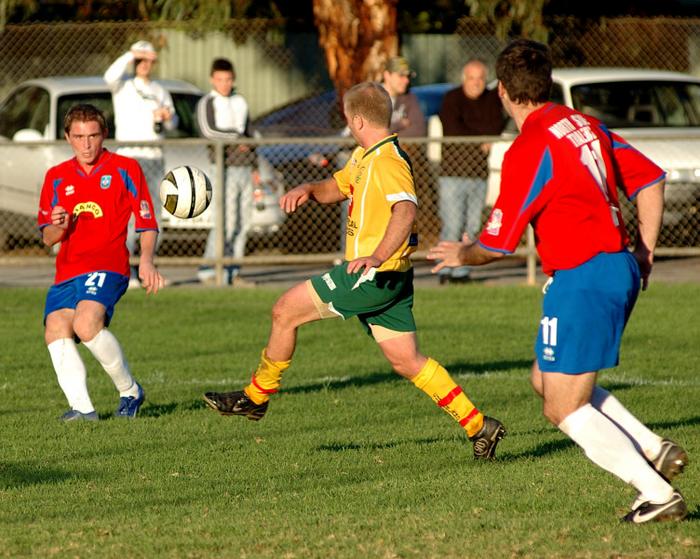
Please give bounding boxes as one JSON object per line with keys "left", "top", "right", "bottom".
{"left": 498, "top": 438, "right": 576, "bottom": 462}
{"left": 316, "top": 436, "right": 446, "bottom": 452}
{"left": 139, "top": 399, "right": 207, "bottom": 418}
{"left": 685, "top": 507, "right": 700, "bottom": 521}
{"left": 647, "top": 415, "right": 700, "bottom": 432}
{"left": 0, "top": 462, "right": 75, "bottom": 489}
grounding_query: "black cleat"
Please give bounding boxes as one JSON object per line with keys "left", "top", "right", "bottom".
{"left": 203, "top": 390, "right": 268, "bottom": 421}
{"left": 469, "top": 416, "right": 506, "bottom": 459}
{"left": 650, "top": 439, "right": 688, "bottom": 482}
{"left": 622, "top": 491, "right": 688, "bottom": 524}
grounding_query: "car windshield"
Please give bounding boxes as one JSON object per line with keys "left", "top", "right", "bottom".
{"left": 571, "top": 80, "right": 700, "bottom": 128}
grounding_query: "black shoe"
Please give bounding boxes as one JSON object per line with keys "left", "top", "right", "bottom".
{"left": 622, "top": 491, "right": 688, "bottom": 524}
{"left": 650, "top": 439, "right": 688, "bottom": 482}
{"left": 469, "top": 416, "right": 506, "bottom": 459}
{"left": 203, "top": 390, "right": 268, "bottom": 421}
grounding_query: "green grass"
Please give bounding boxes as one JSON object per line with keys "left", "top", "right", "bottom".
{"left": 0, "top": 283, "right": 698, "bottom": 558}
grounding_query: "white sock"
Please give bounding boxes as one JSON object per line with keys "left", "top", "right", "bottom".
{"left": 591, "top": 385, "right": 663, "bottom": 460}
{"left": 82, "top": 329, "right": 139, "bottom": 398}
{"left": 47, "top": 338, "right": 95, "bottom": 413}
{"left": 559, "top": 404, "right": 673, "bottom": 504}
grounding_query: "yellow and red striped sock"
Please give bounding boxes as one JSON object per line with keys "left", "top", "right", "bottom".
{"left": 243, "top": 349, "right": 291, "bottom": 405}
{"left": 411, "top": 357, "right": 484, "bottom": 437}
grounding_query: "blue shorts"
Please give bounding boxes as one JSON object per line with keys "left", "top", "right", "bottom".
{"left": 536, "top": 251, "right": 640, "bottom": 374}
{"left": 44, "top": 271, "right": 129, "bottom": 327}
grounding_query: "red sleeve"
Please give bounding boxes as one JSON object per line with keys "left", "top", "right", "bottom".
{"left": 609, "top": 131, "right": 666, "bottom": 199}
{"left": 37, "top": 168, "right": 59, "bottom": 230}
{"left": 129, "top": 160, "right": 159, "bottom": 231}
{"left": 478, "top": 141, "right": 552, "bottom": 253}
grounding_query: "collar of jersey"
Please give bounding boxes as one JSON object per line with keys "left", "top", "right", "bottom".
{"left": 362, "top": 134, "right": 398, "bottom": 159}
{"left": 521, "top": 102, "right": 554, "bottom": 132}
{"left": 71, "top": 148, "right": 111, "bottom": 176}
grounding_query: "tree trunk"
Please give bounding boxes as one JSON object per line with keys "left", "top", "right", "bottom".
{"left": 313, "top": 0, "right": 398, "bottom": 103}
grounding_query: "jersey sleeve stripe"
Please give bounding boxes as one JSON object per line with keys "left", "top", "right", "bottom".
{"left": 386, "top": 192, "right": 417, "bottom": 204}
{"left": 477, "top": 240, "right": 514, "bottom": 255}
{"left": 519, "top": 146, "right": 553, "bottom": 216}
{"left": 118, "top": 168, "right": 138, "bottom": 198}
{"left": 627, "top": 172, "right": 667, "bottom": 200}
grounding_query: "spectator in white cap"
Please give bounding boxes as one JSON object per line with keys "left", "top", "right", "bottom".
{"left": 104, "top": 40, "right": 177, "bottom": 288}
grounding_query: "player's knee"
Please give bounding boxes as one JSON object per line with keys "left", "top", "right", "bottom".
{"left": 72, "top": 317, "right": 101, "bottom": 343}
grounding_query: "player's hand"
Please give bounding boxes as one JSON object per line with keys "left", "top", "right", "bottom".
{"left": 51, "top": 206, "right": 70, "bottom": 230}
{"left": 139, "top": 262, "right": 166, "bottom": 295}
{"left": 632, "top": 245, "right": 654, "bottom": 291}
{"left": 347, "top": 255, "right": 381, "bottom": 275}
{"left": 427, "top": 239, "right": 470, "bottom": 274}
{"left": 280, "top": 185, "right": 311, "bottom": 213}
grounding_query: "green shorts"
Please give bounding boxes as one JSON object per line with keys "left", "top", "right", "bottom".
{"left": 309, "top": 262, "right": 416, "bottom": 336}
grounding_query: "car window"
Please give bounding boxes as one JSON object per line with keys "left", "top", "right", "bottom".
{"left": 56, "top": 93, "right": 115, "bottom": 139}
{"left": 169, "top": 92, "right": 202, "bottom": 138}
{"left": 571, "top": 81, "right": 700, "bottom": 127}
{"left": 0, "top": 85, "right": 50, "bottom": 140}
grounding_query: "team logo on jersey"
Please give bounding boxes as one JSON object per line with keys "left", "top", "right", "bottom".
{"left": 542, "top": 346, "right": 556, "bottom": 362}
{"left": 140, "top": 200, "right": 152, "bottom": 219}
{"left": 486, "top": 208, "right": 503, "bottom": 236}
{"left": 100, "top": 175, "right": 112, "bottom": 189}
{"left": 65, "top": 185, "right": 75, "bottom": 196}
{"left": 72, "top": 201, "right": 103, "bottom": 218}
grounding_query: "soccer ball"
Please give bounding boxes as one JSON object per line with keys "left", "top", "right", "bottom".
{"left": 159, "top": 165, "right": 212, "bottom": 219}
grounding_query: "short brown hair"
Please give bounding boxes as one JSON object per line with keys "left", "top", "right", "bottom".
{"left": 343, "top": 82, "right": 391, "bottom": 128}
{"left": 211, "top": 57, "right": 235, "bottom": 78}
{"left": 63, "top": 104, "right": 108, "bottom": 135}
{"left": 496, "top": 39, "right": 552, "bottom": 104}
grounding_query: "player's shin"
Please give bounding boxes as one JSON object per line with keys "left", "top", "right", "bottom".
{"left": 559, "top": 404, "right": 673, "bottom": 504}
{"left": 411, "top": 357, "right": 484, "bottom": 437}
{"left": 83, "top": 329, "right": 138, "bottom": 397}
{"left": 243, "top": 349, "right": 291, "bottom": 405}
{"left": 47, "top": 338, "right": 95, "bottom": 413}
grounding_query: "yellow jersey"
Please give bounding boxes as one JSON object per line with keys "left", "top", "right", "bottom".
{"left": 333, "top": 134, "right": 418, "bottom": 272}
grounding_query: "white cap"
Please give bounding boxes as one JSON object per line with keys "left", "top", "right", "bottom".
{"left": 130, "top": 40, "right": 156, "bottom": 54}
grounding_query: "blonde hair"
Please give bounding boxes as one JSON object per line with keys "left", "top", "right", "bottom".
{"left": 343, "top": 82, "right": 391, "bottom": 128}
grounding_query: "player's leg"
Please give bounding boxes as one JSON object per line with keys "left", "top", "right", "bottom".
{"left": 541, "top": 367, "right": 686, "bottom": 522}
{"left": 370, "top": 297, "right": 505, "bottom": 458}
{"left": 590, "top": 386, "right": 688, "bottom": 481}
{"left": 44, "top": 282, "right": 96, "bottom": 420}
{"left": 72, "top": 272, "right": 143, "bottom": 417}
{"left": 204, "top": 279, "right": 331, "bottom": 418}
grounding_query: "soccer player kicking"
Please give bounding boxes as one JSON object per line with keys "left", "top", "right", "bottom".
{"left": 39, "top": 104, "right": 166, "bottom": 421}
{"left": 428, "top": 39, "right": 688, "bottom": 522}
{"left": 204, "top": 82, "right": 506, "bottom": 459}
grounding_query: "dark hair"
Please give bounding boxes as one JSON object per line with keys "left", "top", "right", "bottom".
{"left": 343, "top": 82, "right": 392, "bottom": 128}
{"left": 211, "top": 57, "right": 235, "bottom": 77}
{"left": 496, "top": 39, "right": 552, "bottom": 104}
{"left": 63, "top": 104, "right": 108, "bottom": 135}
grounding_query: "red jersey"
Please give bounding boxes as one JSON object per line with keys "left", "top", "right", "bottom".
{"left": 38, "top": 149, "right": 159, "bottom": 284}
{"left": 479, "top": 103, "right": 665, "bottom": 275}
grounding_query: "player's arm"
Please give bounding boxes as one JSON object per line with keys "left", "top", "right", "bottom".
{"left": 427, "top": 234, "right": 504, "bottom": 273}
{"left": 347, "top": 200, "right": 416, "bottom": 274}
{"left": 632, "top": 178, "right": 665, "bottom": 290}
{"left": 41, "top": 206, "right": 71, "bottom": 247}
{"left": 280, "top": 177, "right": 346, "bottom": 213}
{"left": 138, "top": 230, "right": 165, "bottom": 294}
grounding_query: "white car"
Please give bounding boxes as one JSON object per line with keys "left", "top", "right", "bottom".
{"left": 488, "top": 68, "right": 700, "bottom": 241}
{"left": 0, "top": 76, "right": 284, "bottom": 247}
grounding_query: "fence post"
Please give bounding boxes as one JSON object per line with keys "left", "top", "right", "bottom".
{"left": 215, "top": 142, "right": 225, "bottom": 287}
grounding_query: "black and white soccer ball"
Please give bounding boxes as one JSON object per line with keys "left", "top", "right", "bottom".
{"left": 159, "top": 165, "right": 212, "bottom": 219}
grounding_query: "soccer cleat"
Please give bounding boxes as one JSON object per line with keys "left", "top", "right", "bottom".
{"left": 60, "top": 409, "right": 98, "bottom": 422}
{"left": 622, "top": 491, "right": 688, "bottom": 524}
{"left": 650, "top": 439, "right": 688, "bottom": 482}
{"left": 203, "top": 390, "right": 268, "bottom": 421}
{"left": 115, "top": 383, "right": 145, "bottom": 418}
{"left": 469, "top": 416, "right": 506, "bottom": 459}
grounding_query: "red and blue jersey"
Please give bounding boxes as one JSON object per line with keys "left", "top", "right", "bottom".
{"left": 479, "top": 103, "right": 665, "bottom": 275}
{"left": 38, "top": 149, "right": 158, "bottom": 284}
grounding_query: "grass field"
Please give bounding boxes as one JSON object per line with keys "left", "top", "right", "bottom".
{"left": 0, "top": 283, "right": 698, "bottom": 558}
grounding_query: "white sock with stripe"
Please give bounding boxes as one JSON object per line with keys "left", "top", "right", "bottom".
{"left": 590, "top": 385, "right": 663, "bottom": 460}
{"left": 83, "top": 329, "right": 138, "bottom": 398}
{"left": 47, "top": 338, "right": 95, "bottom": 414}
{"left": 559, "top": 404, "right": 673, "bottom": 504}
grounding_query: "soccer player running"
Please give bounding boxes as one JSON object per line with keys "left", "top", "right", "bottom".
{"left": 428, "top": 39, "right": 688, "bottom": 522}
{"left": 204, "top": 82, "right": 506, "bottom": 459}
{"left": 39, "top": 104, "right": 165, "bottom": 421}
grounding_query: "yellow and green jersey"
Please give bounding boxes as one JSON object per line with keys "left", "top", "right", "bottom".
{"left": 333, "top": 134, "right": 418, "bottom": 272}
